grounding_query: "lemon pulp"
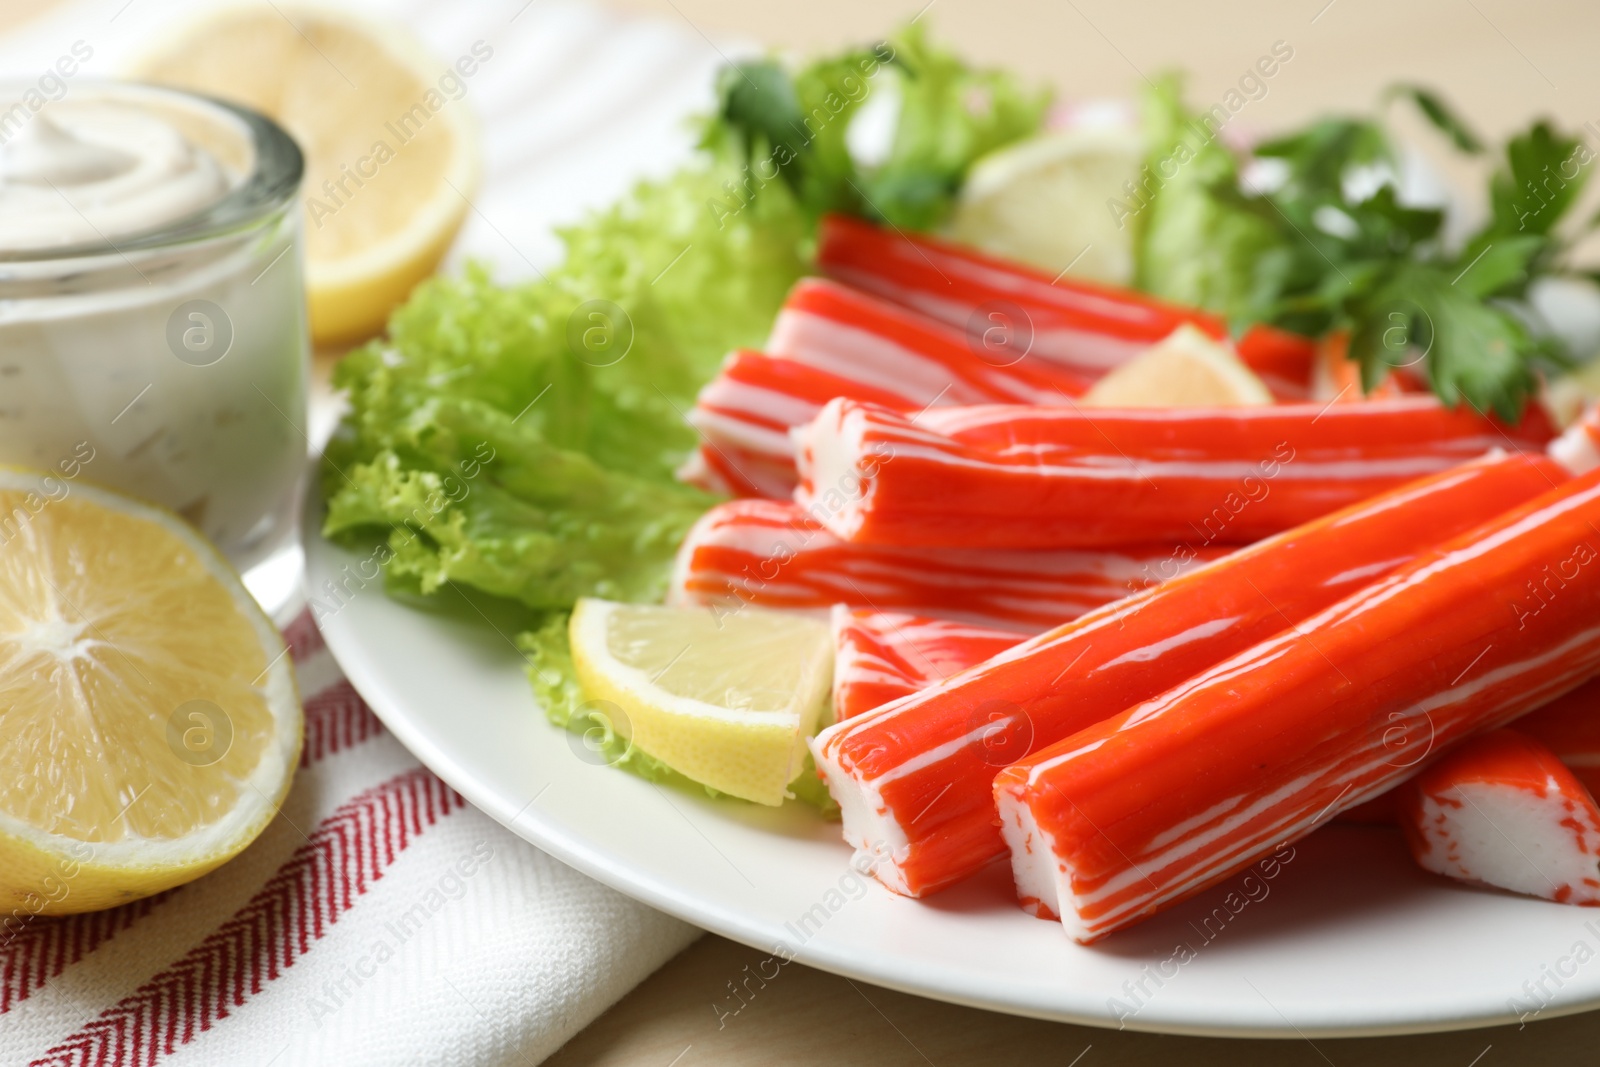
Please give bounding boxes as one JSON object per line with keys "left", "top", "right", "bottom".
{"left": 569, "top": 599, "right": 832, "bottom": 806}
{"left": 0, "top": 473, "right": 300, "bottom": 913}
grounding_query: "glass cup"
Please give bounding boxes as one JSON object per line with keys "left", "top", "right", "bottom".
{"left": 0, "top": 82, "right": 310, "bottom": 622}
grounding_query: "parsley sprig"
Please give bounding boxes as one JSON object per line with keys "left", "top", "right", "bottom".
{"left": 1135, "top": 78, "right": 1597, "bottom": 420}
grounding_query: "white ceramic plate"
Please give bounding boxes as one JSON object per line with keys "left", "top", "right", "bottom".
{"left": 305, "top": 492, "right": 1600, "bottom": 1038}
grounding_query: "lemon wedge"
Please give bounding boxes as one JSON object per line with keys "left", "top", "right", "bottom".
{"left": 0, "top": 471, "right": 301, "bottom": 915}
{"left": 1545, "top": 358, "right": 1600, "bottom": 428}
{"left": 569, "top": 599, "right": 832, "bottom": 806}
{"left": 948, "top": 126, "right": 1145, "bottom": 286}
{"left": 130, "top": 4, "right": 481, "bottom": 345}
{"left": 1082, "top": 323, "right": 1274, "bottom": 408}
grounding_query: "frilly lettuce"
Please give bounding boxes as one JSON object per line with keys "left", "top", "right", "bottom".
{"left": 702, "top": 22, "right": 1049, "bottom": 232}
{"left": 322, "top": 163, "right": 810, "bottom": 610}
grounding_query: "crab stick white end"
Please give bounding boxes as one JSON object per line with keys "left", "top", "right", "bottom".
{"left": 996, "top": 785, "right": 1065, "bottom": 922}
{"left": 1401, "top": 729, "right": 1600, "bottom": 906}
{"left": 792, "top": 398, "right": 880, "bottom": 541}
{"left": 1550, "top": 403, "right": 1600, "bottom": 476}
{"left": 808, "top": 728, "right": 916, "bottom": 896}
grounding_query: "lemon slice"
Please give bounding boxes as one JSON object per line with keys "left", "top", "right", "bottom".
{"left": 0, "top": 471, "right": 301, "bottom": 914}
{"left": 130, "top": 4, "right": 481, "bottom": 345}
{"left": 948, "top": 126, "right": 1145, "bottom": 286}
{"left": 1082, "top": 323, "right": 1274, "bottom": 408}
{"left": 569, "top": 599, "right": 832, "bottom": 806}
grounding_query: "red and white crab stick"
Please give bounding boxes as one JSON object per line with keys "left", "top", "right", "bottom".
{"left": 832, "top": 608, "right": 1024, "bottom": 721}
{"left": 680, "top": 352, "right": 913, "bottom": 498}
{"left": 770, "top": 278, "right": 1093, "bottom": 404}
{"left": 828, "top": 612, "right": 1600, "bottom": 820}
{"left": 1338, "top": 411, "right": 1600, "bottom": 826}
{"left": 995, "top": 468, "right": 1600, "bottom": 941}
{"left": 1334, "top": 677, "right": 1600, "bottom": 827}
{"left": 809, "top": 451, "right": 1565, "bottom": 897}
{"left": 814, "top": 213, "right": 1317, "bottom": 397}
{"left": 1519, "top": 680, "right": 1600, "bottom": 800}
{"left": 1398, "top": 729, "right": 1600, "bottom": 906}
{"left": 669, "top": 498, "right": 1219, "bottom": 633}
{"left": 796, "top": 397, "right": 1553, "bottom": 550}
{"left": 680, "top": 279, "right": 1094, "bottom": 498}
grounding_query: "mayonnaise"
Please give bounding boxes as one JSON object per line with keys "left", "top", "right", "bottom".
{"left": 0, "top": 104, "right": 231, "bottom": 250}
{"left": 0, "top": 83, "right": 310, "bottom": 620}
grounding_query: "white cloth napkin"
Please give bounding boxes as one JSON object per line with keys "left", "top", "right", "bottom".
{"left": 1, "top": 620, "right": 699, "bottom": 1065}
{"left": 0, "top": 1, "right": 743, "bottom": 1062}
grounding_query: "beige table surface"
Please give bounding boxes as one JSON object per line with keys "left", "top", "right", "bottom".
{"left": 554, "top": 1, "right": 1600, "bottom": 1064}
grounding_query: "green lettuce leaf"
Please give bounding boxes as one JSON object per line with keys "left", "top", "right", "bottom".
{"left": 323, "top": 162, "right": 809, "bottom": 610}
{"left": 701, "top": 22, "right": 1049, "bottom": 231}
{"left": 1133, "top": 74, "right": 1287, "bottom": 325}
{"left": 866, "top": 22, "right": 1052, "bottom": 230}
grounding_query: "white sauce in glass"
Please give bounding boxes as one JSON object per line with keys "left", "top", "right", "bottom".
{"left": 0, "top": 104, "right": 231, "bottom": 250}
{"left": 0, "top": 86, "right": 309, "bottom": 614}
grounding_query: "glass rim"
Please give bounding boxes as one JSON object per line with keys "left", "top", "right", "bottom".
{"left": 0, "top": 80, "right": 304, "bottom": 265}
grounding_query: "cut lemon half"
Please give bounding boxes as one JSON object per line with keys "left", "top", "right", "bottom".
{"left": 948, "top": 126, "right": 1145, "bottom": 286}
{"left": 569, "top": 599, "right": 832, "bottom": 806}
{"left": 130, "top": 4, "right": 481, "bottom": 345}
{"left": 1082, "top": 324, "right": 1274, "bottom": 408}
{"left": 0, "top": 471, "right": 301, "bottom": 915}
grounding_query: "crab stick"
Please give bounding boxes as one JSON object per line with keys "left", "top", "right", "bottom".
{"left": 832, "top": 608, "right": 1024, "bottom": 721}
{"left": 769, "top": 278, "right": 1093, "bottom": 404}
{"left": 996, "top": 468, "right": 1600, "bottom": 941}
{"left": 670, "top": 498, "right": 1219, "bottom": 633}
{"left": 1399, "top": 730, "right": 1600, "bottom": 906}
{"left": 810, "top": 451, "right": 1566, "bottom": 897}
{"left": 680, "top": 352, "right": 915, "bottom": 497}
{"left": 1507, "top": 680, "right": 1600, "bottom": 801}
{"left": 679, "top": 278, "right": 1098, "bottom": 497}
{"left": 814, "top": 212, "right": 1317, "bottom": 397}
{"left": 1333, "top": 678, "right": 1600, "bottom": 827}
{"left": 796, "top": 397, "right": 1554, "bottom": 550}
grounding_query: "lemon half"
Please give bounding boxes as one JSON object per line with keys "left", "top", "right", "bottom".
{"left": 0, "top": 471, "right": 301, "bottom": 914}
{"left": 569, "top": 599, "right": 832, "bottom": 806}
{"left": 131, "top": 4, "right": 482, "bottom": 345}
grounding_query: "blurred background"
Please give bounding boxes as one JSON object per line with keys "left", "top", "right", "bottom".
{"left": 612, "top": 0, "right": 1593, "bottom": 142}
{"left": 606, "top": 0, "right": 1600, "bottom": 261}
{"left": 12, "top": 0, "right": 1596, "bottom": 130}
{"left": 8, "top": 0, "right": 1595, "bottom": 300}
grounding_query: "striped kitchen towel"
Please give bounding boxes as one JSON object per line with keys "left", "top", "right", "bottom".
{"left": 0, "top": 0, "right": 743, "bottom": 1061}
{"left": 0, "top": 614, "right": 699, "bottom": 1066}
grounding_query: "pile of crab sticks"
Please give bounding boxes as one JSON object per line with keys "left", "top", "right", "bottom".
{"left": 671, "top": 214, "right": 1600, "bottom": 942}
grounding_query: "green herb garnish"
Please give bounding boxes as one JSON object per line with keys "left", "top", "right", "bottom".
{"left": 701, "top": 22, "right": 1049, "bottom": 231}
{"left": 1135, "top": 75, "right": 1596, "bottom": 419}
